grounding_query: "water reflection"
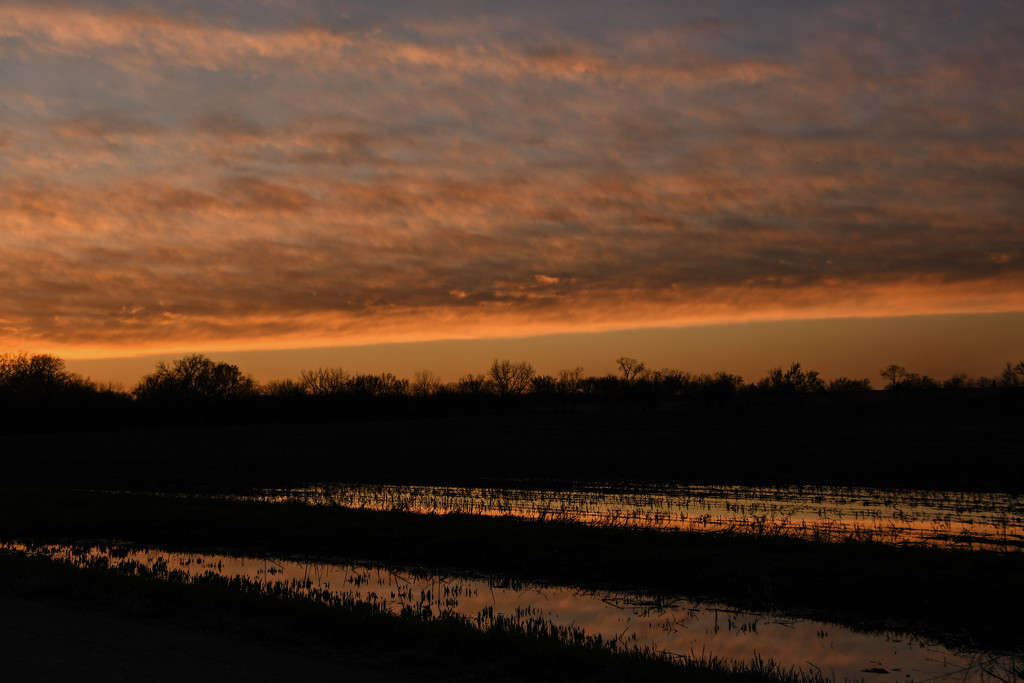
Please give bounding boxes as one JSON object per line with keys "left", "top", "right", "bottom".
{"left": 228, "top": 483, "right": 1024, "bottom": 551}
{"left": 5, "top": 542, "right": 1020, "bottom": 682}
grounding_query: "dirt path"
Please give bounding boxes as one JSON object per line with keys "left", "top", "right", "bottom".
{"left": 0, "top": 596, "right": 441, "bottom": 682}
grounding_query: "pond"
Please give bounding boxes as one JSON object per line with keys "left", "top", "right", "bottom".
{"left": 5, "top": 542, "right": 1020, "bottom": 682}
{"left": 230, "top": 482, "right": 1024, "bottom": 550}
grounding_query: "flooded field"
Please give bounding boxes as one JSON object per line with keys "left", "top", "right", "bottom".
{"left": 4, "top": 542, "right": 1020, "bottom": 682}
{"left": 234, "top": 483, "right": 1024, "bottom": 550}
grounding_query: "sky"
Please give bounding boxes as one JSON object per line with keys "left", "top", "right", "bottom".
{"left": 2, "top": 1, "right": 1022, "bottom": 386}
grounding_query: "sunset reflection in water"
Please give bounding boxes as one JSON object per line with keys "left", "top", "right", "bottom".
{"left": 233, "top": 483, "right": 1024, "bottom": 551}
{"left": 6, "top": 543, "right": 1020, "bottom": 683}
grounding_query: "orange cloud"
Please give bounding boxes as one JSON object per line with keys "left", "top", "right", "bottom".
{"left": 2, "top": 1, "right": 1022, "bottom": 359}
{"left": 0, "top": 5, "right": 355, "bottom": 73}
{"left": 0, "top": 4, "right": 794, "bottom": 89}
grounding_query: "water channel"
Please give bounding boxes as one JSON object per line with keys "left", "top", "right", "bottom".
{"left": 6, "top": 542, "right": 1020, "bottom": 682}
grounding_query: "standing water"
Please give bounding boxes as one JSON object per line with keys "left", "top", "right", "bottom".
{"left": 5, "top": 542, "right": 1020, "bottom": 682}
{"left": 230, "top": 482, "right": 1024, "bottom": 550}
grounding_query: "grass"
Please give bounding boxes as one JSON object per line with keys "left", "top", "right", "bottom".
{"left": 2, "top": 487, "right": 1022, "bottom": 652}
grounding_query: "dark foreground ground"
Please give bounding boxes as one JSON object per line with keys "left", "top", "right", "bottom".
{"left": 0, "top": 596, "right": 425, "bottom": 683}
{"left": 2, "top": 400, "right": 1022, "bottom": 493}
{"left": 2, "top": 402, "right": 1022, "bottom": 680}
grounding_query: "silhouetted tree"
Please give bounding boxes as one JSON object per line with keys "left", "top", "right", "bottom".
{"left": 827, "top": 377, "right": 872, "bottom": 392}
{"left": 0, "top": 352, "right": 93, "bottom": 395}
{"left": 11, "top": 347, "right": 1024, "bottom": 432}
{"left": 554, "top": 366, "right": 585, "bottom": 410}
{"left": 0, "top": 353, "right": 130, "bottom": 432}
{"left": 412, "top": 369, "right": 443, "bottom": 397}
{"left": 999, "top": 362, "right": 1024, "bottom": 389}
{"left": 895, "top": 372, "right": 939, "bottom": 392}
{"left": 489, "top": 359, "right": 534, "bottom": 397}
{"left": 653, "top": 369, "right": 695, "bottom": 409}
{"left": 262, "top": 378, "right": 304, "bottom": 398}
{"left": 134, "top": 354, "right": 257, "bottom": 402}
{"left": 557, "top": 367, "right": 585, "bottom": 396}
{"left": 348, "top": 372, "right": 408, "bottom": 397}
{"left": 881, "top": 364, "right": 910, "bottom": 390}
{"left": 688, "top": 372, "right": 744, "bottom": 407}
{"left": 588, "top": 374, "right": 623, "bottom": 404}
{"left": 942, "top": 374, "right": 975, "bottom": 390}
{"left": 757, "top": 363, "right": 824, "bottom": 395}
{"left": 616, "top": 357, "right": 647, "bottom": 383}
{"left": 530, "top": 374, "right": 559, "bottom": 410}
{"left": 976, "top": 376, "right": 999, "bottom": 389}
{"left": 454, "top": 373, "right": 491, "bottom": 395}
{"left": 300, "top": 367, "right": 348, "bottom": 396}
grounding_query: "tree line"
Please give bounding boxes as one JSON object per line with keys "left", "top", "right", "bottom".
{"left": 1, "top": 351, "right": 1022, "bottom": 433}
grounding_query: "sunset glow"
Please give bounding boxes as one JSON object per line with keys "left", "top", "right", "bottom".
{"left": 2, "top": 1, "right": 1022, "bottom": 380}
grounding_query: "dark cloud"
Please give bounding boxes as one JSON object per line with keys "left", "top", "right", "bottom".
{"left": 52, "top": 111, "right": 161, "bottom": 141}
{"left": 219, "top": 177, "right": 315, "bottom": 212}
{"left": 189, "top": 112, "right": 265, "bottom": 139}
{"left": 1, "top": 1, "right": 1022, "bottom": 352}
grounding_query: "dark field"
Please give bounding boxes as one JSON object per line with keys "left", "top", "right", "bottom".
{"left": 2, "top": 401, "right": 1022, "bottom": 681}
{"left": 3, "top": 400, "right": 1022, "bottom": 493}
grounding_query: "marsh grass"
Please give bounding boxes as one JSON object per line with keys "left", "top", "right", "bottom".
{"left": 232, "top": 482, "right": 1024, "bottom": 551}
{"left": 14, "top": 540, "right": 1024, "bottom": 683}
{"left": 0, "top": 545, "right": 834, "bottom": 683}
{"left": 7, "top": 541, "right": 1022, "bottom": 682}
{"left": 3, "top": 488, "right": 1023, "bottom": 653}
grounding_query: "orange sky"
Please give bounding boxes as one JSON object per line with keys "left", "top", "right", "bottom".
{"left": 2, "top": 1, "right": 1022, "bottom": 383}
{"left": 63, "top": 313, "right": 1024, "bottom": 390}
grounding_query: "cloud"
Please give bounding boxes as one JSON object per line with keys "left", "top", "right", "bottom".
{"left": 0, "top": 4, "right": 793, "bottom": 90}
{"left": 1, "top": 1, "right": 1022, "bottom": 355}
{"left": 219, "top": 177, "right": 314, "bottom": 212}
{"left": 0, "top": 5, "right": 354, "bottom": 73}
